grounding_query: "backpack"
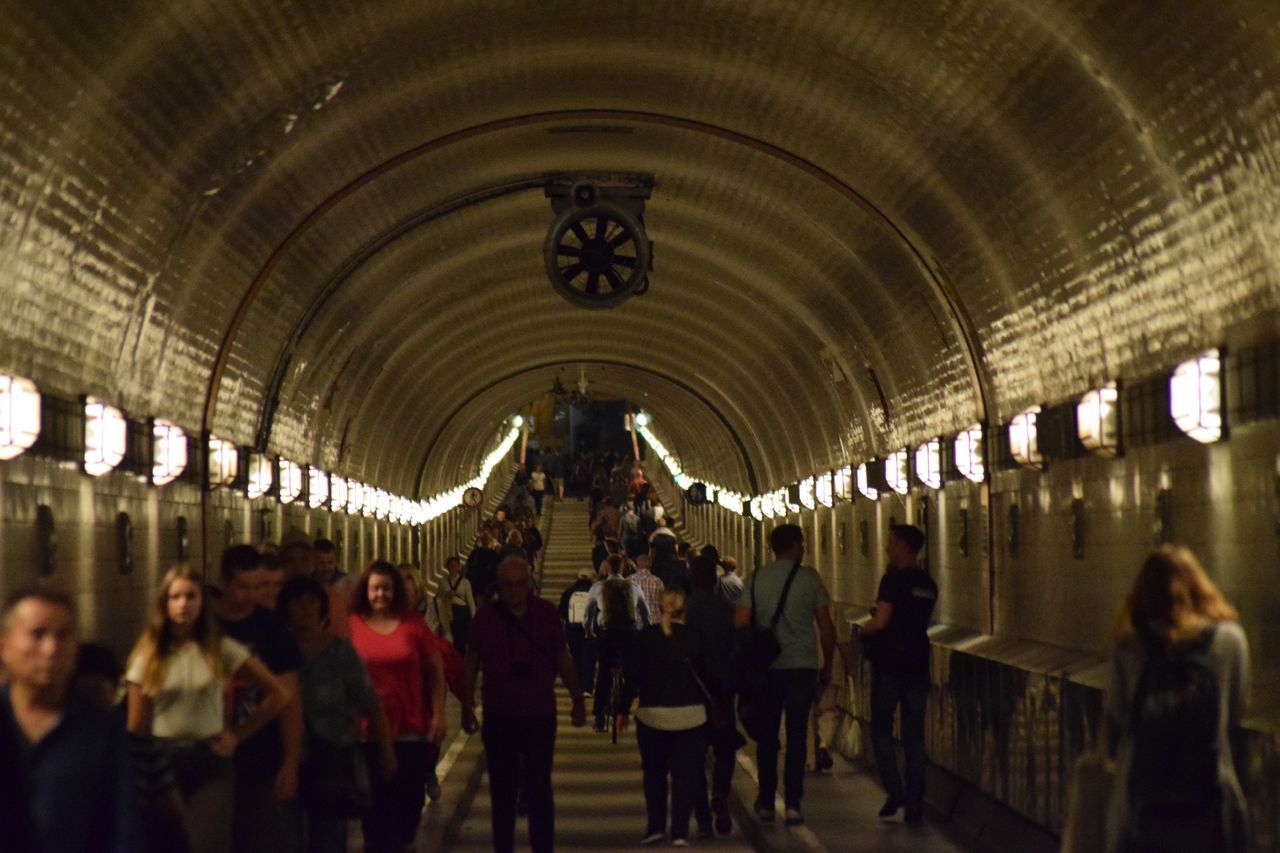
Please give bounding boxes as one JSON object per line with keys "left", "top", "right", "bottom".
{"left": 567, "top": 589, "right": 591, "bottom": 625}
{"left": 600, "top": 577, "right": 636, "bottom": 631}
{"left": 1129, "top": 625, "right": 1221, "bottom": 814}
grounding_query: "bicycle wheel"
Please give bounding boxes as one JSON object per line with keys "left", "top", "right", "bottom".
{"left": 610, "top": 668, "right": 622, "bottom": 745}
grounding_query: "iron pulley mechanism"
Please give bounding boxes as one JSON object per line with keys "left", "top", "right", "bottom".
{"left": 544, "top": 175, "right": 654, "bottom": 309}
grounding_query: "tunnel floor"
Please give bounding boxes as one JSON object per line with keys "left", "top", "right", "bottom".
{"left": 417, "top": 498, "right": 981, "bottom": 852}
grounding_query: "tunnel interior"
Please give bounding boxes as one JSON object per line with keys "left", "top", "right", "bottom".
{"left": 3, "top": 0, "right": 1280, "bottom": 842}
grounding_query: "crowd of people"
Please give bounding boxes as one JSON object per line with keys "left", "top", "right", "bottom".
{"left": 0, "top": 458, "right": 1256, "bottom": 853}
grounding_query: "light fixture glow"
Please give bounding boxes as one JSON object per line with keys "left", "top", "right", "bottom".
{"left": 246, "top": 453, "right": 274, "bottom": 499}
{"left": 0, "top": 374, "right": 40, "bottom": 461}
{"left": 856, "top": 462, "right": 879, "bottom": 501}
{"left": 375, "top": 488, "right": 390, "bottom": 519}
{"left": 717, "top": 489, "right": 745, "bottom": 515}
{"left": 955, "top": 423, "right": 985, "bottom": 483}
{"left": 346, "top": 480, "right": 365, "bottom": 514}
{"left": 750, "top": 496, "right": 764, "bottom": 520}
{"left": 512, "top": 414, "right": 524, "bottom": 428}
{"left": 151, "top": 420, "right": 188, "bottom": 486}
{"left": 885, "top": 450, "right": 909, "bottom": 495}
{"left": 634, "top": 411, "right": 651, "bottom": 427}
{"left": 208, "top": 436, "right": 239, "bottom": 488}
{"left": 1009, "top": 406, "right": 1044, "bottom": 469}
{"left": 1077, "top": 384, "right": 1120, "bottom": 457}
{"left": 915, "top": 439, "right": 942, "bottom": 489}
{"left": 83, "top": 397, "right": 127, "bottom": 477}
{"left": 278, "top": 459, "right": 303, "bottom": 504}
{"left": 1171, "top": 350, "right": 1223, "bottom": 444}
{"left": 833, "top": 465, "right": 853, "bottom": 502}
{"left": 815, "top": 472, "right": 834, "bottom": 507}
{"left": 308, "top": 468, "right": 329, "bottom": 509}
{"left": 799, "top": 477, "right": 816, "bottom": 510}
{"left": 330, "top": 475, "right": 348, "bottom": 511}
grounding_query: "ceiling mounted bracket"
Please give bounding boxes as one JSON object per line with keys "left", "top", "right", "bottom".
{"left": 544, "top": 173, "right": 655, "bottom": 309}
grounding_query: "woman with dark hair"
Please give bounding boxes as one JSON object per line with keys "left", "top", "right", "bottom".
{"left": 1104, "top": 545, "right": 1250, "bottom": 853}
{"left": 278, "top": 576, "right": 395, "bottom": 853}
{"left": 348, "top": 561, "right": 447, "bottom": 853}
{"left": 126, "top": 566, "right": 289, "bottom": 853}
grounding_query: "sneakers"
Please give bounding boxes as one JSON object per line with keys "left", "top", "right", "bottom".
{"left": 640, "top": 832, "right": 666, "bottom": 845}
{"left": 878, "top": 797, "right": 903, "bottom": 819}
{"left": 784, "top": 807, "right": 804, "bottom": 827}
{"left": 593, "top": 719, "right": 607, "bottom": 733}
{"left": 671, "top": 840, "right": 689, "bottom": 848}
{"left": 711, "top": 797, "right": 732, "bottom": 835}
{"left": 753, "top": 800, "right": 775, "bottom": 822}
{"left": 425, "top": 776, "right": 442, "bottom": 802}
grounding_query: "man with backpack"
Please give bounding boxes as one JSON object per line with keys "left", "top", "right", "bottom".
{"left": 733, "top": 524, "right": 835, "bottom": 827}
{"left": 558, "top": 569, "right": 598, "bottom": 698}
{"left": 584, "top": 554, "right": 651, "bottom": 732}
{"left": 857, "top": 524, "right": 937, "bottom": 827}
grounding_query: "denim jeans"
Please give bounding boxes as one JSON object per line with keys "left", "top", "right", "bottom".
{"left": 753, "top": 669, "right": 817, "bottom": 809}
{"left": 870, "top": 668, "right": 929, "bottom": 808}
{"left": 636, "top": 723, "right": 706, "bottom": 840}
{"left": 483, "top": 715, "right": 557, "bottom": 853}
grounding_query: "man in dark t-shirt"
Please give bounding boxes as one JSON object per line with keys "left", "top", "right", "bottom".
{"left": 215, "top": 545, "right": 304, "bottom": 853}
{"left": 859, "top": 524, "right": 937, "bottom": 826}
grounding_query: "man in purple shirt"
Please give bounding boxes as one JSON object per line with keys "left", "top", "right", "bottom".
{"left": 462, "top": 554, "right": 586, "bottom": 853}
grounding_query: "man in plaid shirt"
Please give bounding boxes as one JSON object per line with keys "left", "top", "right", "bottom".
{"left": 628, "top": 542, "right": 665, "bottom": 622}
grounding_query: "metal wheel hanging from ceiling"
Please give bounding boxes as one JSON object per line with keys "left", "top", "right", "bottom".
{"left": 544, "top": 176, "right": 654, "bottom": 309}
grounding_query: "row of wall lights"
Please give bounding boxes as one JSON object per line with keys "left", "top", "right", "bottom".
{"left": 0, "top": 373, "right": 522, "bottom": 524}
{"left": 636, "top": 349, "right": 1221, "bottom": 521}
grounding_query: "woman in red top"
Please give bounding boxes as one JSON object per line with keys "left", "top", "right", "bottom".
{"left": 349, "top": 561, "right": 446, "bottom": 853}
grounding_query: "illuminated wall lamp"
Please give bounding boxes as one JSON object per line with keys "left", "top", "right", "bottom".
{"left": 278, "top": 459, "right": 303, "bottom": 504}
{"left": 308, "top": 468, "right": 329, "bottom": 509}
{"left": 1171, "top": 349, "right": 1224, "bottom": 444}
{"left": 799, "top": 477, "right": 816, "bottom": 510}
{"left": 915, "top": 439, "right": 942, "bottom": 489}
{"left": 346, "top": 480, "right": 365, "bottom": 514}
{"left": 815, "top": 472, "right": 834, "bottom": 507}
{"left": 780, "top": 488, "right": 798, "bottom": 515}
{"left": 246, "top": 452, "right": 274, "bottom": 499}
{"left": 0, "top": 374, "right": 41, "bottom": 461}
{"left": 749, "top": 496, "right": 764, "bottom": 520}
{"left": 84, "top": 397, "right": 127, "bottom": 477}
{"left": 885, "top": 450, "right": 909, "bottom": 495}
{"left": 1009, "top": 406, "right": 1044, "bottom": 469}
{"left": 856, "top": 462, "right": 879, "bottom": 501}
{"left": 330, "top": 475, "right": 348, "bottom": 511}
{"left": 375, "top": 489, "right": 390, "bottom": 519}
{"left": 833, "top": 465, "right": 853, "bottom": 502}
{"left": 1077, "top": 384, "right": 1121, "bottom": 457}
{"left": 151, "top": 420, "right": 187, "bottom": 486}
{"left": 208, "top": 436, "right": 238, "bottom": 488}
{"left": 954, "top": 423, "right": 985, "bottom": 483}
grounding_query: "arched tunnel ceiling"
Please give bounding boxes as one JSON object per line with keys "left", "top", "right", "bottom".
{"left": 3, "top": 1, "right": 1280, "bottom": 497}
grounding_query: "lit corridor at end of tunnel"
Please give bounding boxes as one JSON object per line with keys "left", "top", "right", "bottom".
{"left": 0, "top": 2, "right": 1278, "bottom": 852}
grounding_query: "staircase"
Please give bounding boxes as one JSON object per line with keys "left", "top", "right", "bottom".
{"left": 538, "top": 497, "right": 593, "bottom": 597}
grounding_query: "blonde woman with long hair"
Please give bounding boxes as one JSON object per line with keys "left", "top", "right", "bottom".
{"left": 1104, "top": 545, "right": 1250, "bottom": 853}
{"left": 126, "top": 566, "right": 290, "bottom": 853}
{"left": 617, "top": 587, "right": 720, "bottom": 845}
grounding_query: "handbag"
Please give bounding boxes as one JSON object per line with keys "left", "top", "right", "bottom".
{"left": 299, "top": 737, "right": 372, "bottom": 817}
{"left": 665, "top": 629, "right": 730, "bottom": 731}
{"left": 1060, "top": 749, "right": 1115, "bottom": 853}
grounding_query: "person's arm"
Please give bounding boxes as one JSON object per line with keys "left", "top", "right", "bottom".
{"left": 1103, "top": 649, "right": 1126, "bottom": 758}
{"left": 860, "top": 601, "right": 893, "bottom": 637}
{"left": 584, "top": 595, "right": 600, "bottom": 638}
{"left": 636, "top": 591, "right": 650, "bottom": 629}
{"left": 420, "top": 637, "right": 447, "bottom": 744}
{"left": 465, "top": 580, "right": 477, "bottom": 616}
{"left": 221, "top": 656, "right": 291, "bottom": 756}
{"left": 816, "top": 605, "right": 836, "bottom": 690}
{"left": 125, "top": 682, "right": 153, "bottom": 734}
{"left": 1227, "top": 624, "right": 1251, "bottom": 784}
{"left": 274, "top": 671, "right": 303, "bottom": 801}
{"left": 556, "top": 645, "right": 587, "bottom": 727}
{"left": 461, "top": 647, "right": 482, "bottom": 734}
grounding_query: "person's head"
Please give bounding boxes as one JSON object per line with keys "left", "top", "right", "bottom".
{"left": 577, "top": 568, "right": 595, "bottom": 582}
{"left": 721, "top": 556, "right": 738, "bottom": 576}
{"left": 769, "top": 524, "right": 805, "bottom": 561}
{"left": 494, "top": 508, "right": 507, "bottom": 524}
{"left": 256, "top": 540, "right": 280, "bottom": 557}
{"left": 257, "top": 553, "right": 284, "bottom": 610}
{"left": 656, "top": 517, "right": 668, "bottom": 529}
{"left": 659, "top": 587, "right": 687, "bottom": 635}
{"left": 691, "top": 555, "right": 718, "bottom": 594}
{"left": 220, "top": 544, "right": 266, "bottom": 614}
{"left": 676, "top": 541, "right": 691, "bottom": 558}
{"left": 496, "top": 555, "right": 534, "bottom": 612}
{"left": 398, "top": 564, "right": 422, "bottom": 609}
{"left": 700, "top": 544, "right": 721, "bottom": 566}
{"left": 279, "top": 540, "right": 315, "bottom": 581}
{"left": 1, "top": 588, "right": 78, "bottom": 695}
{"left": 312, "top": 538, "right": 339, "bottom": 581}
{"left": 277, "top": 575, "right": 330, "bottom": 640}
{"left": 159, "top": 565, "right": 208, "bottom": 630}
{"left": 886, "top": 524, "right": 925, "bottom": 569}
{"left": 506, "top": 529, "right": 524, "bottom": 547}
{"left": 446, "top": 555, "right": 463, "bottom": 576}
{"left": 605, "top": 553, "right": 626, "bottom": 577}
{"left": 352, "top": 561, "right": 409, "bottom": 618}
{"left": 1115, "top": 545, "right": 1238, "bottom": 647}
{"left": 73, "top": 643, "right": 122, "bottom": 708}
{"left": 535, "top": 463, "right": 544, "bottom": 473}
{"left": 132, "top": 566, "right": 224, "bottom": 694}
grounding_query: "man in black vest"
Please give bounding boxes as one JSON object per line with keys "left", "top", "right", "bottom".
{"left": 859, "top": 524, "right": 937, "bottom": 826}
